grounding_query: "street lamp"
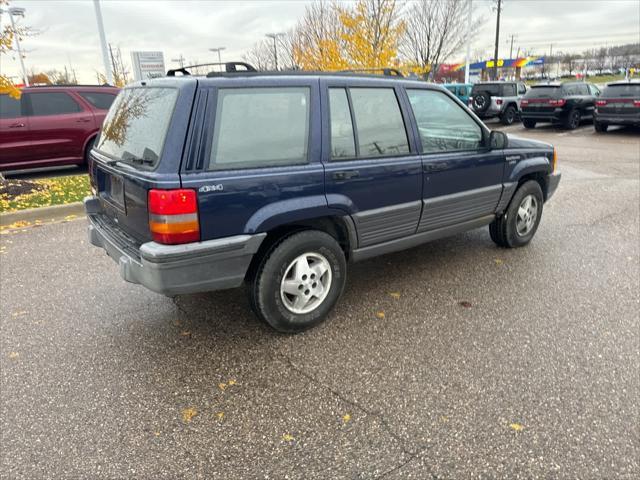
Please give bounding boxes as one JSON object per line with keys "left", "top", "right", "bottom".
{"left": 265, "top": 32, "right": 286, "bottom": 70}
{"left": 209, "top": 47, "right": 226, "bottom": 65}
{"left": 0, "top": 6, "right": 29, "bottom": 86}
{"left": 93, "top": 0, "right": 114, "bottom": 85}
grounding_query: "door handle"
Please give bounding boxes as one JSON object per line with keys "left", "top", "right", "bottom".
{"left": 423, "top": 162, "right": 447, "bottom": 173}
{"left": 332, "top": 170, "right": 359, "bottom": 180}
{"left": 76, "top": 119, "right": 91, "bottom": 123}
{"left": 9, "top": 123, "right": 25, "bottom": 128}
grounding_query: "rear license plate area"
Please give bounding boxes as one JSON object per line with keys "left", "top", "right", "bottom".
{"left": 97, "top": 168, "right": 126, "bottom": 213}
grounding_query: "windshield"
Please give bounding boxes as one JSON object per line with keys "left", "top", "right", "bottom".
{"left": 96, "top": 87, "right": 178, "bottom": 167}
{"left": 525, "top": 86, "right": 561, "bottom": 98}
{"left": 471, "top": 84, "right": 503, "bottom": 96}
{"left": 602, "top": 84, "right": 640, "bottom": 98}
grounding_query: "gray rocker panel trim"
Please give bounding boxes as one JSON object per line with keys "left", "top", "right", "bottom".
{"left": 353, "top": 200, "right": 422, "bottom": 248}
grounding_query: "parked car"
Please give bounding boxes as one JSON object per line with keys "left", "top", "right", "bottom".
{"left": 443, "top": 83, "right": 472, "bottom": 105}
{"left": 0, "top": 85, "right": 119, "bottom": 171}
{"left": 468, "top": 81, "right": 527, "bottom": 125}
{"left": 520, "top": 82, "right": 601, "bottom": 130}
{"left": 593, "top": 81, "right": 640, "bottom": 132}
{"left": 85, "top": 63, "right": 561, "bottom": 333}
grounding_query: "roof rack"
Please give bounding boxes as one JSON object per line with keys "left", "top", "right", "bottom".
{"left": 339, "top": 68, "right": 404, "bottom": 77}
{"left": 26, "top": 84, "right": 115, "bottom": 88}
{"left": 167, "top": 62, "right": 257, "bottom": 77}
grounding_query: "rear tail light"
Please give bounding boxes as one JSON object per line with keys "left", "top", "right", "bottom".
{"left": 496, "top": 98, "right": 503, "bottom": 105}
{"left": 596, "top": 100, "right": 607, "bottom": 106}
{"left": 549, "top": 99, "right": 566, "bottom": 107}
{"left": 148, "top": 189, "right": 200, "bottom": 244}
{"left": 634, "top": 100, "right": 640, "bottom": 107}
{"left": 521, "top": 99, "right": 529, "bottom": 106}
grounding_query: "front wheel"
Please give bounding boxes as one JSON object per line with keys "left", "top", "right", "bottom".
{"left": 522, "top": 119, "right": 536, "bottom": 129}
{"left": 489, "top": 180, "right": 544, "bottom": 248}
{"left": 500, "top": 105, "right": 517, "bottom": 125}
{"left": 249, "top": 230, "right": 347, "bottom": 333}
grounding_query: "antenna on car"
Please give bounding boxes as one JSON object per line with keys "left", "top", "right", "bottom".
{"left": 167, "top": 62, "right": 257, "bottom": 77}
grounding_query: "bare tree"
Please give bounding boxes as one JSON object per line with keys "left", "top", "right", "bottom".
{"left": 243, "top": 39, "right": 276, "bottom": 70}
{"left": 560, "top": 52, "right": 581, "bottom": 76}
{"left": 400, "top": 0, "right": 481, "bottom": 80}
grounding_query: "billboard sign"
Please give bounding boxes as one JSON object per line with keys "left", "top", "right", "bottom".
{"left": 131, "top": 51, "right": 166, "bottom": 81}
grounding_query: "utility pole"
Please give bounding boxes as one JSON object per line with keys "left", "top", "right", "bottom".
{"left": 508, "top": 34, "right": 515, "bottom": 59}
{"left": 93, "top": 0, "right": 113, "bottom": 85}
{"left": 492, "top": 0, "right": 502, "bottom": 81}
{"left": 464, "top": 0, "right": 472, "bottom": 84}
{"left": 171, "top": 54, "right": 186, "bottom": 68}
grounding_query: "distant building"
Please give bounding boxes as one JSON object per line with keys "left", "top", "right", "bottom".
{"left": 130, "top": 51, "right": 166, "bottom": 81}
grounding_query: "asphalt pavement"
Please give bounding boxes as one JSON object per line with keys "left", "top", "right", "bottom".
{"left": 1, "top": 123, "right": 639, "bottom": 479}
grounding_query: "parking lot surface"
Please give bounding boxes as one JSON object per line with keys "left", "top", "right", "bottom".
{"left": 1, "top": 124, "right": 639, "bottom": 479}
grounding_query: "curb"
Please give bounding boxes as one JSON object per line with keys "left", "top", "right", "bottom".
{"left": 0, "top": 202, "right": 84, "bottom": 226}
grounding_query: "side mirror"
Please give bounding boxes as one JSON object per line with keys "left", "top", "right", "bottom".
{"left": 489, "top": 130, "right": 508, "bottom": 149}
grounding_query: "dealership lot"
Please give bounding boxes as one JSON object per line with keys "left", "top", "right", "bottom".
{"left": 1, "top": 125, "right": 638, "bottom": 478}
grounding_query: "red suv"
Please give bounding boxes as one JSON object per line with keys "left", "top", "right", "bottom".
{"left": 0, "top": 85, "right": 119, "bottom": 171}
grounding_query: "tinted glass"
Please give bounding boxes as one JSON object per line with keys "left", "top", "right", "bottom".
{"left": 96, "top": 87, "right": 178, "bottom": 167}
{"left": 602, "top": 84, "right": 640, "bottom": 97}
{"left": 502, "top": 84, "right": 516, "bottom": 96}
{"left": 517, "top": 83, "right": 527, "bottom": 94}
{"left": 79, "top": 92, "right": 117, "bottom": 110}
{"left": 459, "top": 86, "right": 469, "bottom": 96}
{"left": 578, "top": 84, "right": 590, "bottom": 95}
{"left": 0, "top": 95, "right": 21, "bottom": 118}
{"left": 588, "top": 84, "right": 600, "bottom": 96}
{"left": 329, "top": 88, "right": 356, "bottom": 159}
{"left": 210, "top": 87, "right": 309, "bottom": 170}
{"left": 407, "top": 89, "right": 483, "bottom": 153}
{"left": 563, "top": 84, "right": 581, "bottom": 96}
{"left": 29, "top": 92, "right": 81, "bottom": 116}
{"left": 471, "top": 84, "right": 502, "bottom": 96}
{"left": 525, "top": 86, "right": 561, "bottom": 98}
{"left": 349, "top": 88, "right": 409, "bottom": 157}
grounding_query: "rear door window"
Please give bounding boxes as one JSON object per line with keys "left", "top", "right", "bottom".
{"left": 502, "top": 84, "right": 516, "bottom": 96}
{"left": 472, "top": 84, "right": 502, "bottom": 96}
{"left": 96, "top": 87, "right": 178, "bottom": 167}
{"left": 78, "top": 91, "right": 117, "bottom": 110}
{"left": 329, "top": 88, "right": 356, "bottom": 159}
{"left": 602, "top": 84, "right": 640, "bottom": 97}
{"left": 209, "top": 87, "right": 310, "bottom": 170}
{"left": 526, "top": 87, "right": 561, "bottom": 98}
{"left": 28, "top": 92, "right": 81, "bottom": 116}
{"left": 0, "top": 95, "right": 22, "bottom": 118}
{"left": 349, "top": 88, "right": 409, "bottom": 157}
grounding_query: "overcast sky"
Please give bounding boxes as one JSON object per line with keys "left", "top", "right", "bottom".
{"left": 1, "top": 0, "right": 639, "bottom": 83}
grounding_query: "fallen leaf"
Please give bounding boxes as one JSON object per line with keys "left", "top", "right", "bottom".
{"left": 12, "top": 311, "right": 27, "bottom": 317}
{"left": 459, "top": 301, "right": 472, "bottom": 308}
{"left": 154, "top": 431, "right": 160, "bottom": 436}
{"left": 218, "top": 383, "right": 227, "bottom": 391}
{"left": 180, "top": 330, "right": 191, "bottom": 337}
{"left": 216, "top": 411, "right": 225, "bottom": 420}
{"left": 227, "top": 379, "right": 237, "bottom": 386}
{"left": 342, "top": 413, "right": 351, "bottom": 423}
{"left": 441, "top": 415, "right": 449, "bottom": 423}
{"left": 64, "top": 215, "right": 77, "bottom": 220}
{"left": 494, "top": 258, "right": 504, "bottom": 265}
{"left": 389, "top": 292, "right": 401, "bottom": 299}
{"left": 509, "top": 422, "right": 524, "bottom": 432}
{"left": 376, "top": 311, "right": 385, "bottom": 319}
{"left": 182, "top": 407, "right": 197, "bottom": 423}
{"left": 282, "top": 433, "right": 295, "bottom": 442}
{"left": 8, "top": 352, "right": 19, "bottom": 359}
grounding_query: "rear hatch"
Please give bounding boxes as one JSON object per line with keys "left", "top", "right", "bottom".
{"left": 597, "top": 83, "right": 640, "bottom": 115}
{"left": 89, "top": 79, "right": 196, "bottom": 243}
{"left": 521, "top": 85, "right": 563, "bottom": 113}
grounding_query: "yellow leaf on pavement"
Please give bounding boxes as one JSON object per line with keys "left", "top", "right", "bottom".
{"left": 389, "top": 292, "right": 401, "bottom": 299}
{"left": 376, "top": 311, "right": 385, "bottom": 319}
{"left": 216, "top": 411, "right": 225, "bottom": 420}
{"left": 342, "top": 413, "right": 351, "bottom": 423}
{"left": 509, "top": 422, "right": 524, "bottom": 432}
{"left": 282, "top": 433, "right": 295, "bottom": 442}
{"left": 8, "top": 352, "right": 19, "bottom": 359}
{"left": 182, "top": 407, "right": 197, "bottom": 423}
{"left": 218, "top": 383, "right": 227, "bottom": 391}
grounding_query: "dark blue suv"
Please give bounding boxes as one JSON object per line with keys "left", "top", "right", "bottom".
{"left": 85, "top": 63, "right": 561, "bottom": 332}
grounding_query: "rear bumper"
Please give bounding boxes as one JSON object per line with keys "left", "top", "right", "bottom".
{"left": 546, "top": 172, "right": 561, "bottom": 201}
{"left": 594, "top": 112, "right": 640, "bottom": 126}
{"left": 84, "top": 196, "right": 265, "bottom": 296}
{"left": 521, "top": 111, "right": 563, "bottom": 122}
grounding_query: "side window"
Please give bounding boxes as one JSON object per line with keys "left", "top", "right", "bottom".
{"left": 28, "top": 92, "right": 81, "bottom": 116}
{"left": 579, "top": 84, "right": 590, "bottom": 95}
{"left": 517, "top": 83, "right": 527, "bottom": 95}
{"left": 349, "top": 88, "right": 409, "bottom": 157}
{"left": 502, "top": 84, "right": 516, "bottom": 96}
{"left": 0, "top": 95, "right": 22, "bottom": 119}
{"left": 407, "top": 89, "right": 483, "bottom": 154}
{"left": 588, "top": 84, "right": 600, "bottom": 96}
{"left": 459, "top": 86, "right": 469, "bottom": 96}
{"left": 209, "top": 87, "right": 310, "bottom": 170}
{"left": 78, "top": 92, "right": 117, "bottom": 110}
{"left": 329, "top": 88, "right": 356, "bottom": 159}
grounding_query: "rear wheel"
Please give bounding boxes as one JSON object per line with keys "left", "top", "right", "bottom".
{"left": 500, "top": 105, "right": 517, "bottom": 125}
{"left": 594, "top": 121, "right": 608, "bottom": 133}
{"left": 564, "top": 108, "right": 581, "bottom": 130}
{"left": 249, "top": 230, "right": 346, "bottom": 333}
{"left": 522, "top": 119, "right": 536, "bottom": 129}
{"left": 489, "top": 180, "right": 544, "bottom": 248}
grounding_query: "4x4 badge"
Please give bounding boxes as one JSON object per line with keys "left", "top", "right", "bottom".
{"left": 199, "top": 184, "right": 224, "bottom": 193}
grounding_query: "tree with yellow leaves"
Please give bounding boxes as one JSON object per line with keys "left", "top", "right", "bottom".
{"left": 0, "top": 19, "right": 22, "bottom": 98}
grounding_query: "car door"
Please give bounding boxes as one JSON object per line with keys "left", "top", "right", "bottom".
{"left": 584, "top": 84, "right": 600, "bottom": 117}
{"left": 321, "top": 79, "right": 423, "bottom": 248}
{"left": 405, "top": 87, "right": 505, "bottom": 233}
{"left": 24, "top": 91, "right": 94, "bottom": 164}
{"left": 0, "top": 94, "right": 31, "bottom": 169}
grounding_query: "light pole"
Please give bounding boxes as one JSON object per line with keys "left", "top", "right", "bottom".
{"left": 492, "top": 0, "right": 502, "bottom": 81}
{"left": 93, "top": 0, "right": 113, "bottom": 85}
{"left": 464, "top": 0, "right": 472, "bottom": 85}
{"left": 0, "top": 6, "right": 29, "bottom": 86}
{"left": 265, "top": 32, "right": 285, "bottom": 70}
{"left": 209, "top": 47, "right": 226, "bottom": 64}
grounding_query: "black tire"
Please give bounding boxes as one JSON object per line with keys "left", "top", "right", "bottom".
{"left": 594, "top": 121, "right": 608, "bottom": 133}
{"left": 489, "top": 180, "right": 544, "bottom": 248}
{"left": 522, "top": 119, "right": 536, "bottom": 129}
{"left": 563, "top": 108, "right": 581, "bottom": 130}
{"left": 500, "top": 105, "right": 517, "bottom": 125}
{"left": 84, "top": 137, "right": 96, "bottom": 165}
{"left": 249, "top": 230, "right": 347, "bottom": 333}
{"left": 472, "top": 91, "right": 491, "bottom": 115}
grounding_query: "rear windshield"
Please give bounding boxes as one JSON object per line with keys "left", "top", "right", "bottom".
{"left": 96, "top": 87, "right": 178, "bottom": 167}
{"left": 525, "top": 86, "right": 561, "bottom": 98}
{"left": 471, "top": 84, "right": 503, "bottom": 96}
{"left": 602, "top": 84, "right": 640, "bottom": 98}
